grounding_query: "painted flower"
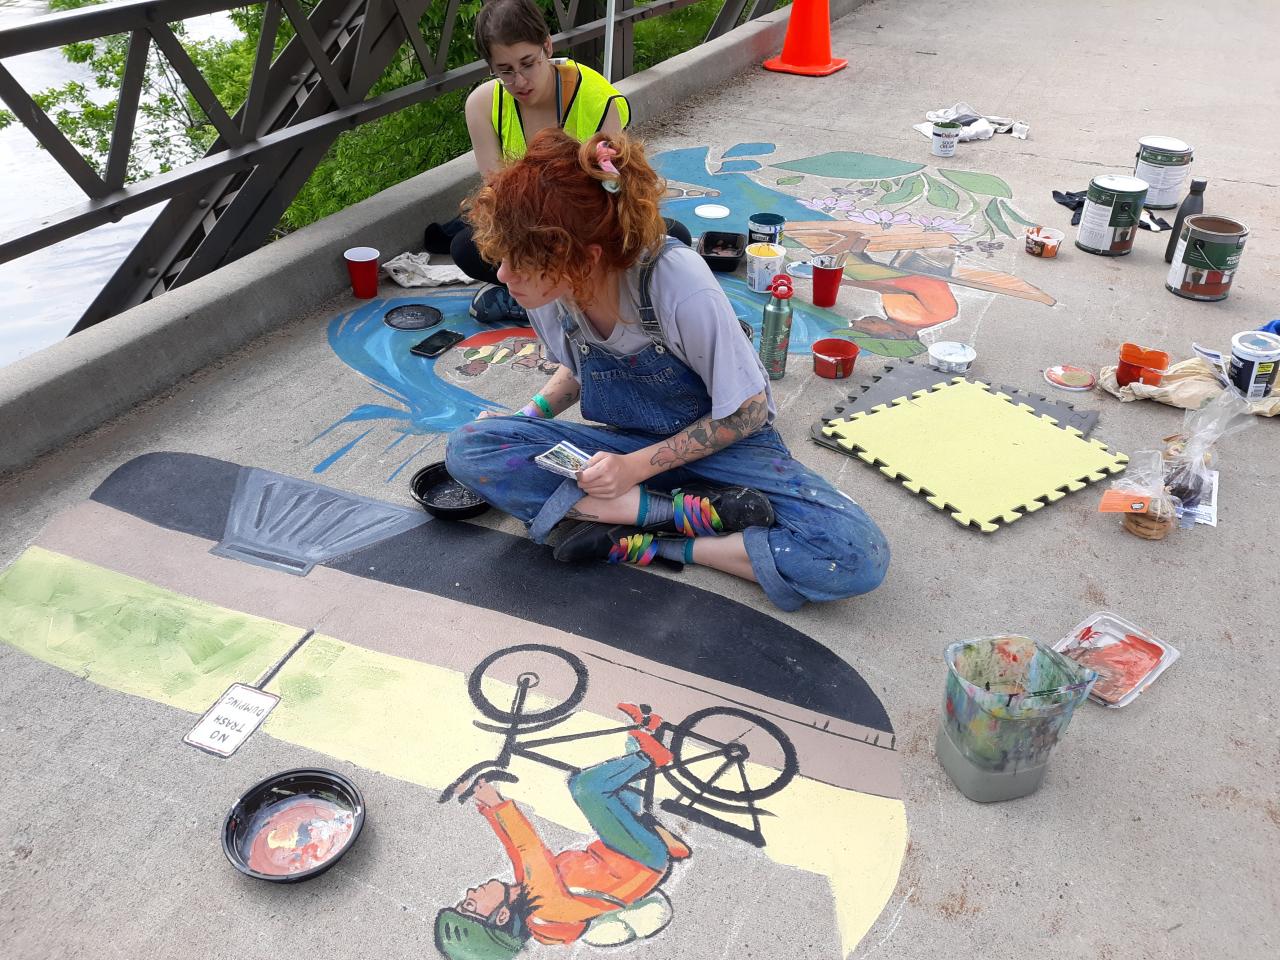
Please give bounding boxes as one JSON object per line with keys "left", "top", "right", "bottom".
{"left": 911, "top": 215, "right": 972, "bottom": 235}
{"left": 846, "top": 208, "right": 912, "bottom": 229}
{"left": 856, "top": 186, "right": 879, "bottom": 197}
{"left": 948, "top": 243, "right": 975, "bottom": 254}
{"left": 976, "top": 240, "right": 1005, "bottom": 258}
{"left": 799, "top": 195, "right": 856, "bottom": 213}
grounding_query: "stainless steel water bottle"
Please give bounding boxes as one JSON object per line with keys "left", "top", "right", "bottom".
{"left": 759, "top": 274, "right": 794, "bottom": 380}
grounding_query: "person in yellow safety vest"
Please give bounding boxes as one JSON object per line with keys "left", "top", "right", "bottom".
{"left": 426, "top": 0, "right": 690, "bottom": 325}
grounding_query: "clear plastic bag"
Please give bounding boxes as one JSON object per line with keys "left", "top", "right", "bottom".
{"left": 1110, "top": 450, "right": 1181, "bottom": 539}
{"left": 1162, "top": 389, "right": 1253, "bottom": 526}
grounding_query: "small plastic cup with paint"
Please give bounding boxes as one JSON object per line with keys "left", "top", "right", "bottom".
{"left": 1024, "top": 226, "right": 1064, "bottom": 259}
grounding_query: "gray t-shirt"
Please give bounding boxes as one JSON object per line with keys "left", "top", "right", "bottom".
{"left": 527, "top": 245, "right": 776, "bottom": 423}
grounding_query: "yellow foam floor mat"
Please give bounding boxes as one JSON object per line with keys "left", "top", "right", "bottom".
{"left": 822, "top": 378, "right": 1128, "bottom": 532}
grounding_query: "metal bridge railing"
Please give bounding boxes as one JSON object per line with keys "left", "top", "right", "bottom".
{"left": 0, "top": 0, "right": 778, "bottom": 333}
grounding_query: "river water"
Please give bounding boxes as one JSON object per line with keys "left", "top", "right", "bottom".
{"left": 0, "top": 0, "right": 234, "bottom": 368}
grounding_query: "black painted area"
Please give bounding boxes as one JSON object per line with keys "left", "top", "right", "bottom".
{"left": 88, "top": 452, "right": 892, "bottom": 732}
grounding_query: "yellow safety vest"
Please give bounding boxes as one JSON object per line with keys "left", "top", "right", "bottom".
{"left": 490, "top": 59, "right": 630, "bottom": 162}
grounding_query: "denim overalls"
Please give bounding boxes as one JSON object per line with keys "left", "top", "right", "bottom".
{"left": 446, "top": 244, "right": 888, "bottom": 611}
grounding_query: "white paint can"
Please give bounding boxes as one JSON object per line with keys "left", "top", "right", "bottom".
{"left": 931, "top": 121, "right": 961, "bottom": 158}
{"left": 1134, "top": 136, "right": 1193, "bottom": 209}
{"left": 1228, "top": 330, "right": 1280, "bottom": 400}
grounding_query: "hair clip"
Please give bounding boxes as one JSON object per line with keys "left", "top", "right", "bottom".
{"left": 596, "top": 141, "right": 621, "bottom": 193}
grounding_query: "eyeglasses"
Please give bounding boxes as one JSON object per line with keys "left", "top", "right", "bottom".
{"left": 490, "top": 55, "right": 549, "bottom": 86}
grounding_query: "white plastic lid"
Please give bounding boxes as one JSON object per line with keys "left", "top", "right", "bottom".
{"left": 1232, "top": 330, "right": 1280, "bottom": 359}
{"left": 1138, "top": 135, "right": 1192, "bottom": 153}
{"left": 343, "top": 246, "right": 379, "bottom": 261}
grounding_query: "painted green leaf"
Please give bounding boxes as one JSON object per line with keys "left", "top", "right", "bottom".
{"left": 843, "top": 262, "right": 909, "bottom": 282}
{"left": 924, "top": 174, "right": 960, "bottom": 210}
{"left": 998, "top": 199, "right": 1039, "bottom": 228}
{"left": 939, "top": 169, "right": 1012, "bottom": 198}
{"left": 775, "top": 175, "right": 805, "bottom": 185}
{"left": 772, "top": 152, "right": 924, "bottom": 181}
{"left": 881, "top": 174, "right": 924, "bottom": 205}
{"left": 879, "top": 180, "right": 894, "bottom": 192}
{"left": 825, "top": 330, "right": 928, "bottom": 358}
{"left": 985, "top": 198, "right": 1014, "bottom": 237}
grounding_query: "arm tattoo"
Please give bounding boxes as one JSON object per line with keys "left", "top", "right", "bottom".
{"left": 648, "top": 395, "right": 768, "bottom": 470}
{"left": 565, "top": 507, "right": 599, "bottom": 520}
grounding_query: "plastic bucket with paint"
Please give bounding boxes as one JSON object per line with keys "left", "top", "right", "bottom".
{"left": 745, "top": 242, "right": 786, "bottom": 293}
{"left": 1075, "top": 174, "right": 1148, "bottom": 256}
{"left": 936, "top": 636, "right": 1096, "bottom": 803}
{"left": 812, "top": 338, "right": 860, "bottom": 378}
{"left": 931, "top": 121, "right": 961, "bottom": 158}
{"left": 747, "top": 212, "right": 785, "bottom": 245}
{"left": 928, "top": 340, "right": 976, "bottom": 374}
{"left": 1228, "top": 330, "right": 1280, "bottom": 400}
{"left": 1133, "top": 136, "right": 1193, "bottom": 209}
{"left": 1166, "top": 215, "right": 1248, "bottom": 302}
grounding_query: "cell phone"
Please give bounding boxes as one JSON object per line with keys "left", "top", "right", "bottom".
{"left": 410, "top": 329, "right": 465, "bottom": 358}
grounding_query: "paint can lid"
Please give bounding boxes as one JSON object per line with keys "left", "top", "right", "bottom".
{"left": 1138, "top": 135, "right": 1192, "bottom": 153}
{"left": 1043, "top": 365, "right": 1097, "bottom": 391}
{"left": 785, "top": 261, "right": 814, "bottom": 279}
{"left": 694, "top": 203, "right": 731, "bottom": 219}
{"left": 1231, "top": 330, "right": 1280, "bottom": 359}
{"left": 1093, "top": 174, "right": 1149, "bottom": 193}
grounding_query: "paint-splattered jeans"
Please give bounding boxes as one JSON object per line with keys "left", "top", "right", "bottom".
{"left": 568, "top": 749, "right": 667, "bottom": 872}
{"left": 445, "top": 418, "right": 889, "bottom": 612}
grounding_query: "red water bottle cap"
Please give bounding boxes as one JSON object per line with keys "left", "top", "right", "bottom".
{"left": 769, "top": 275, "right": 793, "bottom": 299}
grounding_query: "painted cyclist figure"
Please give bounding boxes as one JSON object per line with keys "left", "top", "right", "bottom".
{"left": 435, "top": 703, "right": 689, "bottom": 958}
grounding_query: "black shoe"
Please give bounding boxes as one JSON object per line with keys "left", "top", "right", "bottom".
{"left": 552, "top": 522, "right": 683, "bottom": 570}
{"left": 469, "top": 283, "right": 528, "bottom": 325}
{"left": 645, "top": 485, "right": 774, "bottom": 537}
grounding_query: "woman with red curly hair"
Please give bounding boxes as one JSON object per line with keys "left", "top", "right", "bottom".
{"left": 445, "top": 130, "right": 888, "bottom": 611}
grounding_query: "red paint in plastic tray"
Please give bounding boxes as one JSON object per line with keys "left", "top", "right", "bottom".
{"left": 1053, "top": 612, "right": 1179, "bottom": 708}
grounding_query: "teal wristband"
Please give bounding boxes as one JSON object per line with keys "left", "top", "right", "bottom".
{"left": 531, "top": 393, "right": 554, "bottom": 418}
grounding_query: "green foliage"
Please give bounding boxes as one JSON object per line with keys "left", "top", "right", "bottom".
{"left": 16, "top": 0, "right": 727, "bottom": 233}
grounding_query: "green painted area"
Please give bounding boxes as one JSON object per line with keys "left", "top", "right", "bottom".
{"left": 772, "top": 152, "right": 924, "bottom": 181}
{"left": 0, "top": 547, "right": 300, "bottom": 708}
{"left": 939, "top": 169, "right": 1013, "bottom": 199}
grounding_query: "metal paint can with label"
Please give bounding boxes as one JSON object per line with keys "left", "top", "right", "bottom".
{"left": 1075, "top": 175, "right": 1149, "bottom": 256}
{"left": 1227, "top": 330, "right": 1280, "bottom": 399}
{"left": 747, "top": 212, "right": 785, "bottom": 245}
{"left": 1165, "top": 215, "right": 1248, "bottom": 301}
{"left": 1133, "top": 136, "right": 1193, "bottom": 209}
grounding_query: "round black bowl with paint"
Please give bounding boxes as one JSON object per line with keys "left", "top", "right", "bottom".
{"left": 410, "top": 461, "right": 491, "bottom": 520}
{"left": 222, "top": 768, "right": 365, "bottom": 884}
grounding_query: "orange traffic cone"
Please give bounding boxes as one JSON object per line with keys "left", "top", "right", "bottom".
{"left": 763, "top": 0, "right": 848, "bottom": 77}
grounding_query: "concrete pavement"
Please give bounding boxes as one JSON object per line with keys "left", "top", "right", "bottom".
{"left": 2, "top": 1, "right": 1278, "bottom": 957}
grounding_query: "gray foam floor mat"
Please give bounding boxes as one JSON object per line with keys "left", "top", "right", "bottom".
{"left": 811, "top": 361, "right": 1100, "bottom": 452}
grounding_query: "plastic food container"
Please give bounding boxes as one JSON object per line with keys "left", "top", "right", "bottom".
{"left": 812, "top": 338, "right": 860, "bottom": 378}
{"left": 1115, "top": 342, "right": 1169, "bottom": 387}
{"left": 697, "top": 231, "right": 747, "bottom": 273}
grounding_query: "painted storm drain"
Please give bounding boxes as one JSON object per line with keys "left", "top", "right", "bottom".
{"left": 0, "top": 452, "right": 907, "bottom": 957}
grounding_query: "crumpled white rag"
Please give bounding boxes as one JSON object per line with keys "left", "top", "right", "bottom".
{"left": 382, "top": 251, "right": 471, "bottom": 288}
{"left": 913, "top": 102, "right": 1027, "bottom": 142}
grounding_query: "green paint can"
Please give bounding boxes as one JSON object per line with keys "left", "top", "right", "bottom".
{"left": 1166, "top": 215, "right": 1248, "bottom": 301}
{"left": 1075, "top": 174, "right": 1148, "bottom": 256}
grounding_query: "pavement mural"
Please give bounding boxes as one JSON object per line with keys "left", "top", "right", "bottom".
{"left": 317, "top": 144, "right": 1052, "bottom": 480}
{"left": 0, "top": 453, "right": 907, "bottom": 958}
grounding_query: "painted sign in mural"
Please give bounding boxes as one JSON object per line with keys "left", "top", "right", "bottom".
{"left": 317, "top": 144, "right": 1052, "bottom": 479}
{"left": 0, "top": 453, "right": 906, "bottom": 957}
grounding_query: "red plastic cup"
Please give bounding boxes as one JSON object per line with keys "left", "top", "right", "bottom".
{"left": 812, "top": 263, "right": 842, "bottom": 308}
{"left": 812, "top": 338, "right": 860, "bottom": 378}
{"left": 344, "top": 246, "right": 380, "bottom": 299}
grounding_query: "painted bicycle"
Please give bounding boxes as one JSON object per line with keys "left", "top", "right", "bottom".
{"left": 440, "top": 644, "right": 799, "bottom": 848}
